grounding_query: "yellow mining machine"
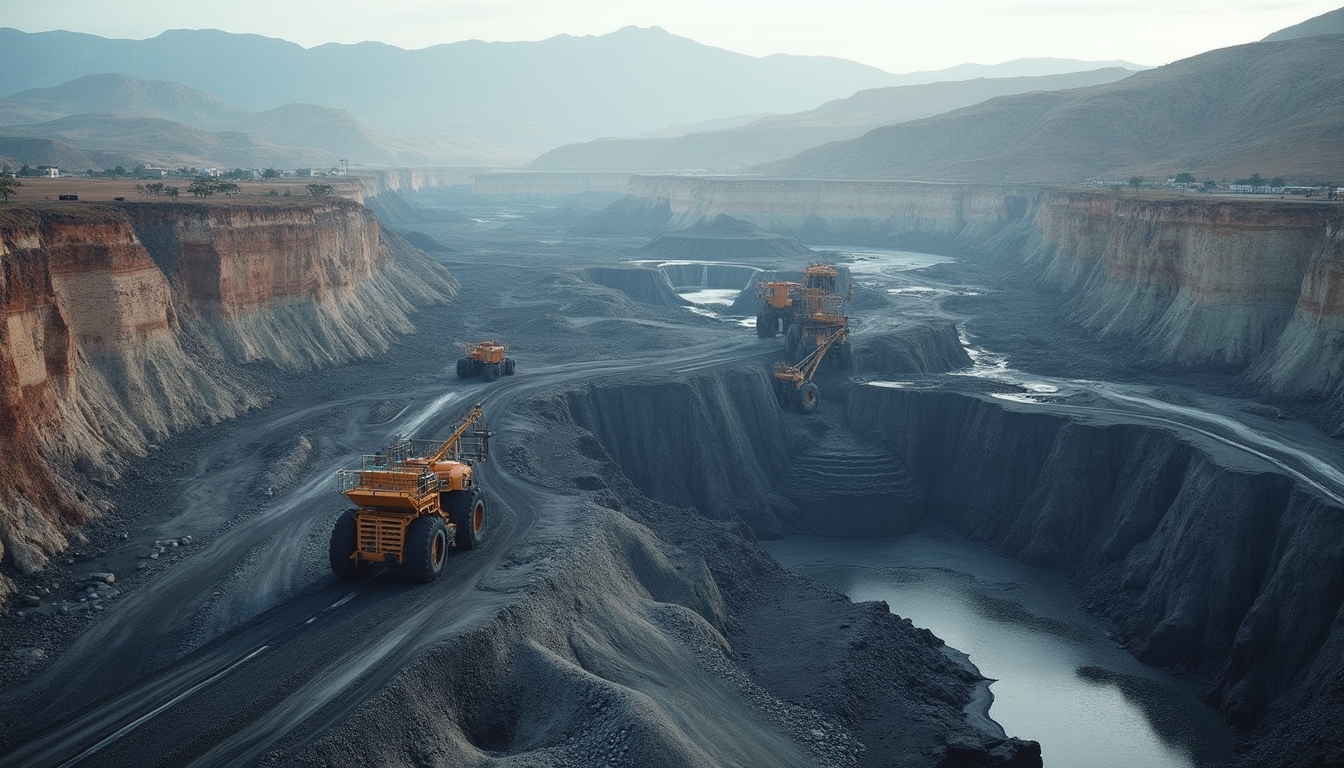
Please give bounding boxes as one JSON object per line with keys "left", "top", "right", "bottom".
{"left": 756, "top": 261, "right": 852, "bottom": 367}
{"left": 330, "top": 404, "right": 492, "bottom": 582}
{"left": 774, "top": 324, "right": 850, "bottom": 414}
{"left": 457, "top": 341, "right": 516, "bottom": 382}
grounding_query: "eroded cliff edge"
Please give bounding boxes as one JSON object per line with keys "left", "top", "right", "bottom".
{"left": 619, "top": 176, "right": 1344, "bottom": 426}
{"left": 0, "top": 199, "right": 456, "bottom": 598}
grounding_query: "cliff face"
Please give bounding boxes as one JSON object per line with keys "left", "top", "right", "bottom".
{"left": 0, "top": 200, "right": 455, "bottom": 597}
{"left": 845, "top": 386, "right": 1344, "bottom": 764}
{"left": 621, "top": 176, "right": 1344, "bottom": 415}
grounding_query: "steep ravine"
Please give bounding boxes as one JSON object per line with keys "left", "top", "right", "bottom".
{"left": 844, "top": 385, "right": 1344, "bottom": 767}
{"left": 547, "top": 354, "right": 1341, "bottom": 766}
{"left": 0, "top": 200, "right": 455, "bottom": 599}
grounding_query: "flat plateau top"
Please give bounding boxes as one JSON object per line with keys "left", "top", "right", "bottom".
{"left": 1, "top": 176, "right": 360, "bottom": 203}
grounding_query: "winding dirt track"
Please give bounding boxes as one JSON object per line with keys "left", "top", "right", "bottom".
{"left": 0, "top": 338, "right": 761, "bottom": 768}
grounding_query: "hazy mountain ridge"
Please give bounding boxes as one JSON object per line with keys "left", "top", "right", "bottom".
{"left": 0, "top": 26, "right": 1150, "bottom": 159}
{"left": 530, "top": 68, "right": 1137, "bottom": 172}
{"left": 760, "top": 35, "right": 1344, "bottom": 183}
{"left": 0, "top": 74, "right": 513, "bottom": 168}
{"left": 1262, "top": 6, "right": 1344, "bottom": 40}
{"left": 0, "top": 26, "right": 899, "bottom": 156}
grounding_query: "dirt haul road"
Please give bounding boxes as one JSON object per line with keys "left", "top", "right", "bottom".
{"left": 0, "top": 329, "right": 774, "bottom": 767}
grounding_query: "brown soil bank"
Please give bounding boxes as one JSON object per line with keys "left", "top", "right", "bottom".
{"left": 0, "top": 199, "right": 455, "bottom": 600}
{"left": 617, "top": 177, "right": 1344, "bottom": 428}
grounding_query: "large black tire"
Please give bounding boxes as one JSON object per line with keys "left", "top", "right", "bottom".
{"left": 483, "top": 362, "right": 501, "bottom": 382}
{"left": 756, "top": 308, "right": 776, "bottom": 338}
{"left": 503, "top": 358, "right": 516, "bottom": 376}
{"left": 471, "top": 359, "right": 484, "bottom": 376}
{"left": 329, "top": 509, "right": 366, "bottom": 579}
{"left": 785, "top": 324, "right": 802, "bottom": 357}
{"left": 796, "top": 382, "right": 820, "bottom": 414}
{"left": 404, "top": 515, "right": 448, "bottom": 583}
{"left": 456, "top": 358, "right": 471, "bottom": 379}
{"left": 448, "top": 489, "right": 485, "bottom": 550}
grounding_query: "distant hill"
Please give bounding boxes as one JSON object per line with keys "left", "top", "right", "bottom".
{"left": 1263, "top": 6, "right": 1344, "bottom": 40}
{"left": 0, "top": 136, "right": 138, "bottom": 171}
{"left": 0, "top": 114, "right": 332, "bottom": 169}
{"left": 530, "top": 68, "right": 1136, "bottom": 172}
{"left": 884, "top": 57, "right": 1147, "bottom": 87}
{"left": 761, "top": 35, "right": 1344, "bottom": 183}
{"left": 0, "top": 27, "right": 1151, "bottom": 159}
{"left": 0, "top": 74, "right": 509, "bottom": 167}
{"left": 0, "top": 26, "right": 901, "bottom": 157}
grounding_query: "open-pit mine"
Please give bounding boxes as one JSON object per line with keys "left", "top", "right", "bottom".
{"left": 1, "top": 174, "right": 1342, "bottom": 768}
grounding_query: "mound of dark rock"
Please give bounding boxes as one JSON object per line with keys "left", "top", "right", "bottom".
{"left": 582, "top": 267, "right": 688, "bottom": 307}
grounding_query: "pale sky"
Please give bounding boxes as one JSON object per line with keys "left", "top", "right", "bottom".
{"left": 3, "top": 0, "right": 1340, "bottom": 71}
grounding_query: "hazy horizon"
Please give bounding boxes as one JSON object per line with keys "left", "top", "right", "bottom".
{"left": 9, "top": 0, "right": 1342, "bottom": 73}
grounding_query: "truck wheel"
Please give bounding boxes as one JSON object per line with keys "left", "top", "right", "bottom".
{"left": 757, "top": 309, "right": 776, "bottom": 338}
{"left": 329, "top": 509, "right": 366, "bottom": 579}
{"left": 503, "top": 358, "right": 516, "bottom": 376}
{"left": 785, "top": 324, "right": 801, "bottom": 356}
{"left": 405, "top": 515, "right": 448, "bottom": 583}
{"left": 483, "top": 362, "right": 500, "bottom": 382}
{"left": 449, "top": 490, "right": 485, "bottom": 550}
{"left": 796, "top": 382, "right": 820, "bottom": 414}
{"left": 456, "top": 358, "right": 470, "bottom": 378}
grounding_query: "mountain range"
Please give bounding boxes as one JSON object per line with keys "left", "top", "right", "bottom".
{"left": 0, "top": 26, "right": 1143, "bottom": 160}
{"left": 0, "top": 74, "right": 504, "bottom": 169}
{"left": 761, "top": 32, "right": 1344, "bottom": 184}
{"left": 529, "top": 68, "right": 1137, "bottom": 172}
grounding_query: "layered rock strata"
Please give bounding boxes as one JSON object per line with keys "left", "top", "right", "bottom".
{"left": 0, "top": 200, "right": 455, "bottom": 598}
{"left": 621, "top": 176, "right": 1344, "bottom": 420}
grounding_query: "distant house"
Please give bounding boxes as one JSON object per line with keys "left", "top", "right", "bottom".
{"left": 200, "top": 168, "right": 223, "bottom": 178}
{"left": 1228, "top": 184, "right": 1284, "bottom": 194}
{"left": 139, "top": 168, "right": 169, "bottom": 179}
{"left": 37, "top": 166, "right": 59, "bottom": 178}
{"left": 295, "top": 168, "right": 322, "bottom": 177}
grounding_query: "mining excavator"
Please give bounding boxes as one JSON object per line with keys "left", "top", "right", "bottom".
{"left": 457, "top": 341, "right": 516, "bottom": 382}
{"left": 774, "top": 324, "right": 849, "bottom": 414}
{"left": 330, "top": 404, "right": 492, "bottom": 582}
{"left": 756, "top": 262, "right": 852, "bottom": 368}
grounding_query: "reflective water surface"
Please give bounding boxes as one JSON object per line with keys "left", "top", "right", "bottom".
{"left": 763, "top": 534, "right": 1233, "bottom": 768}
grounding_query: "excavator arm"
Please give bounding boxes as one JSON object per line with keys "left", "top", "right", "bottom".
{"left": 427, "top": 404, "right": 485, "bottom": 464}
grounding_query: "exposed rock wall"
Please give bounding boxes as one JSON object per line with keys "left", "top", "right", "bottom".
{"left": 621, "top": 176, "right": 1344, "bottom": 416}
{"left": 845, "top": 385, "right": 1344, "bottom": 766}
{"left": 0, "top": 200, "right": 455, "bottom": 597}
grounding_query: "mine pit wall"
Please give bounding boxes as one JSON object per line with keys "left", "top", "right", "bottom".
{"left": 0, "top": 201, "right": 455, "bottom": 598}
{"left": 626, "top": 176, "right": 1344, "bottom": 416}
{"left": 846, "top": 385, "right": 1344, "bottom": 757}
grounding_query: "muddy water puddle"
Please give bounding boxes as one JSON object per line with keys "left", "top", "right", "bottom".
{"left": 763, "top": 534, "right": 1233, "bottom": 768}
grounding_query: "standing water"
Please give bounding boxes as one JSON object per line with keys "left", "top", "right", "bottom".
{"left": 763, "top": 534, "right": 1234, "bottom": 768}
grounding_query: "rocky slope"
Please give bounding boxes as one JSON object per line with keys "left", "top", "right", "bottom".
{"left": 759, "top": 34, "right": 1344, "bottom": 183}
{"left": 529, "top": 69, "right": 1135, "bottom": 173}
{"left": 616, "top": 176, "right": 1344, "bottom": 426}
{"left": 845, "top": 385, "right": 1344, "bottom": 767}
{"left": 0, "top": 199, "right": 455, "bottom": 600}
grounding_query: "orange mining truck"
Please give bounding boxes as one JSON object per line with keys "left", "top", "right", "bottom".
{"left": 457, "top": 340, "right": 516, "bottom": 382}
{"left": 756, "top": 262, "right": 852, "bottom": 368}
{"left": 330, "top": 404, "right": 492, "bottom": 582}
